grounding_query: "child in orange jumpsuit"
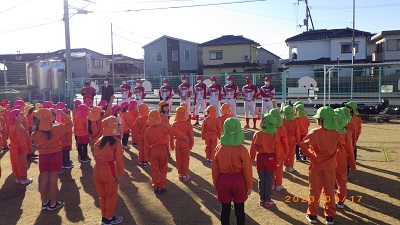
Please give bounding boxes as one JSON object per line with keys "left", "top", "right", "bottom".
{"left": 201, "top": 105, "right": 222, "bottom": 164}
{"left": 88, "top": 106, "right": 105, "bottom": 144}
{"left": 250, "top": 113, "right": 280, "bottom": 207}
{"left": 32, "top": 108, "right": 73, "bottom": 210}
{"left": 144, "top": 110, "right": 188, "bottom": 194}
{"left": 13, "top": 100, "right": 29, "bottom": 130}
{"left": 282, "top": 105, "right": 300, "bottom": 172}
{"left": 342, "top": 107, "right": 357, "bottom": 150}
{"left": 172, "top": 106, "right": 194, "bottom": 181}
{"left": 74, "top": 104, "right": 91, "bottom": 162}
{"left": 270, "top": 108, "right": 289, "bottom": 191}
{"left": 132, "top": 103, "right": 150, "bottom": 167}
{"left": 120, "top": 102, "right": 131, "bottom": 150}
{"left": 112, "top": 105, "right": 122, "bottom": 140}
{"left": 8, "top": 109, "right": 33, "bottom": 185}
{"left": 220, "top": 103, "right": 232, "bottom": 130}
{"left": 0, "top": 105, "right": 8, "bottom": 151}
{"left": 159, "top": 101, "right": 174, "bottom": 153}
{"left": 345, "top": 101, "right": 361, "bottom": 162}
{"left": 60, "top": 108, "right": 74, "bottom": 169}
{"left": 93, "top": 116, "right": 124, "bottom": 225}
{"left": 334, "top": 108, "right": 356, "bottom": 209}
{"left": 212, "top": 118, "right": 252, "bottom": 225}
{"left": 128, "top": 100, "right": 139, "bottom": 146}
{"left": 179, "top": 102, "right": 191, "bottom": 122}
{"left": 72, "top": 100, "right": 81, "bottom": 120}
{"left": 300, "top": 106, "right": 343, "bottom": 225}
{"left": 294, "top": 103, "right": 310, "bottom": 161}
{"left": 24, "top": 103, "right": 35, "bottom": 134}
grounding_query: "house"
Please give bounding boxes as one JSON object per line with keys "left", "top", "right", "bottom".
{"left": 257, "top": 47, "right": 281, "bottom": 73}
{"left": 142, "top": 35, "right": 201, "bottom": 76}
{"left": 371, "top": 30, "right": 400, "bottom": 63}
{"left": 106, "top": 54, "right": 144, "bottom": 78}
{"left": 284, "top": 28, "right": 372, "bottom": 78}
{"left": 199, "top": 35, "right": 264, "bottom": 75}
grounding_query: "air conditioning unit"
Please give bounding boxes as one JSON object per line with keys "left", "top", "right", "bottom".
{"left": 244, "top": 55, "right": 250, "bottom": 61}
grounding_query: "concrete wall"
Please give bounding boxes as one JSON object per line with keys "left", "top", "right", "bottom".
{"left": 288, "top": 40, "right": 330, "bottom": 60}
{"left": 330, "top": 37, "right": 367, "bottom": 61}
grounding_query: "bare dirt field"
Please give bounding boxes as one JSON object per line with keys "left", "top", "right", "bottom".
{"left": 0, "top": 118, "right": 399, "bottom": 225}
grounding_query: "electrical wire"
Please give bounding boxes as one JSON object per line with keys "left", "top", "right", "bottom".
{"left": 113, "top": 25, "right": 154, "bottom": 40}
{"left": 0, "top": 0, "right": 32, "bottom": 14}
{"left": 114, "top": 33, "right": 145, "bottom": 45}
{"left": 0, "top": 19, "right": 62, "bottom": 35}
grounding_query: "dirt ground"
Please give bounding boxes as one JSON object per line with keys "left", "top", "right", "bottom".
{"left": 0, "top": 118, "right": 399, "bottom": 225}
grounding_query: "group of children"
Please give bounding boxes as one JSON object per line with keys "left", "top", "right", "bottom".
{"left": 0, "top": 95, "right": 362, "bottom": 225}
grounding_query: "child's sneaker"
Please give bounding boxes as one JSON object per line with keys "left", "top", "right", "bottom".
{"left": 59, "top": 169, "right": 65, "bottom": 173}
{"left": 108, "top": 215, "right": 123, "bottom": 225}
{"left": 325, "top": 217, "right": 334, "bottom": 225}
{"left": 336, "top": 201, "right": 344, "bottom": 209}
{"left": 259, "top": 200, "right": 265, "bottom": 206}
{"left": 62, "top": 165, "right": 68, "bottom": 169}
{"left": 263, "top": 200, "right": 274, "bottom": 207}
{"left": 142, "top": 162, "right": 150, "bottom": 167}
{"left": 252, "top": 125, "right": 257, "bottom": 129}
{"left": 193, "top": 121, "right": 200, "bottom": 126}
{"left": 178, "top": 174, "right": 183, "bottom": 181}
{"left": 47, "top": 201, "right": 62, "bottom": 210}
{"left": 66, "top": 163, "right": 74, "bottom": 169}
{"left": 182, "top": 175, "right": 191, "bottom": 181}
{"left": 15, "top": 178, "right": 21, "bottom": 184}
{"left": 20, "top": 178, "right": 33, "bottom": 185}
{"left": 41, "top": 200, "right": 51, "bottom": 210}
{"left": 244, "top": 124, "right": 250, "bottom": 129}
{"left": 275, "top": 185, "right": 284, "bottom": 191}
{"left": 306, "top": 215, "right": 317, "bottom": 224}
{"left": 123, "top": 146, "right": 130, "bottom": 150}
{"left": 287, "top": 167, "right": 295, "bottom": 173}
{"left": 158, "top": 188, "right": 167, "bottom": 194}
{"left": 153, "top": 188, "right": 159, "bottom": 194}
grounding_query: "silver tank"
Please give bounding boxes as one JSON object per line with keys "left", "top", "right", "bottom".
{"left": 51, "top": 61, "right": 65, "bottom": 90}
{"left": 26, "top": 62, "right": 38, "bottom": 88}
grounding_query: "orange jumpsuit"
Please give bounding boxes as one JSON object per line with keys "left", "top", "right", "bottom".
{"left": 220, "top": 103, "right": 232, "bottom": 129}
{"left": 0, "top": 114, "right": 8, "bottom": 148}
{"left": 250, "top": 131, "right": 280, "bottom": 162}
{"left": 132, "top": 105, "right": 149, "bottom": 163}
{"left": 212, "top": 144, "right": 253, "bottom": 194}
{"left": 74, "top": 114, "right": 89, "bottom": 138}
{"left": 220, "top": 114, "right": 232, "bottom": 130}
{"left": 345, "top": 121, "right": 357, "bottom": 148}
{"left": 128, "top": 107, "right": 139, "bottom": 144}
{"left": 282, "top": 119, "right": 300, "bottom": 168}
{"left": 93, "top": 137, "right": 124, "bottom": 219}
{"left": 9, "top": 124, "right": 30, "bottom": 180}
{"left": 201, "top": 117, "right": 222, "bottom": 161}
{"left": 120, "top": 112, "right": 131, "bottom": 135}
{"left": 295, "top": 116, "right": 310, "bottom": 141}
{"left": 352, "top": 115, "right": 362, "bottom": 142}
{"left": 144, "top": 123, "right": 186, "bottom": 189}
{"left": 300, "top": 127, "right": 344, "bottom": 218}
{"left": 172, "top": 121, "right": 194, "bottom": 177}
{"left": 336, "top": 131, "right": 356, "bottom": 204}
{"left": 272, "top": 126, "right": 289, "bottom": 187}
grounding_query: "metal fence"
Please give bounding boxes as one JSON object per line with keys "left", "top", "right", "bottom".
{"left": 1, "top": 59, "right": 400, "bottom": 108}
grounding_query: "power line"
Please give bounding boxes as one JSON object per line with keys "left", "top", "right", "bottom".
{"left": 114, "top": 33, "right": 144, "bottom": 45}
{"left": 0, "top": 19, "right": 62, "bottom": 35}
{"left": 95, "top": 0, "right": 268, "bottom": 13}
{"left": 113, "top": 25, "right": 154, "bottom": 40}
{"left": 0, "top": 0, "right": 32, "bottom": 14}
{"left": 113, "top": 0, "right": 198, "bottom": 3}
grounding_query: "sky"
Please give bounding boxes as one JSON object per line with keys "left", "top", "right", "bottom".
{"left": 0, "top": 0, "right": 399, "bottom": 60}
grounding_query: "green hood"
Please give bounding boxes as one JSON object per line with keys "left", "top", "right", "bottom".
{"left": 261, "top": 113, "right": 277, "bottom": 134}
{"left": 269, "top": 108, "right": 283, "bottom": 127}
{"left": 345, "top": 101, "right": 360, "bottom": 115}
{"left": 334, "top": 109, "right": 346, "bottom": 134}
{"left": 293, "top": 101, "right": 304, "bottom": 107}
{"left": 283, "top": 105, "right": 295, "bottom": 120}
{"left": 295, "top": 104, "right": 307, "bottom": 117}
{"left": 220, "top": 118, "right": 245, "bottom": 146}
{"left": 313, "top": 106, "right": 339, "bottom": 131}
{"left": 341, "top": 107, "right": 353, "bottom": 123}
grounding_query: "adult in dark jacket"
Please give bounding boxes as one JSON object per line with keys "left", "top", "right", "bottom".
{"left": 101, "top": 77, "right": 114, "bottom": 103}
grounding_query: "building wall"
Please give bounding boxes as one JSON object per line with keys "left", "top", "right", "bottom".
{"left": 257, "top": 49, "right": 280, "bottom": 72}
{"left": 71, "top": 58, "right": 87, "bottom": 78}
{"left": 90, "top": 58, "right": 109, "bottom": 76}
{"left": 203, "top": 66, "right": 249, "bottom": 75}
{"left": 144, "top": 38, "right": 168, "bottom": 76}
{"left": 330, "top": 37, "right": 367, "bottom": 61}
{"left": 202, "top": 44, "right": 258, "bottom": 66}
{"left": 288, "top": 40, "right": 330, "bottom": 60}
{"left": 288, "top": 65, "right": 314, "bottom": 78}
{"left": 179, "top": 42, "right": 199, "bottom": 72}
{"left": 167, "top": 38, "right": 180, "bottom": 76}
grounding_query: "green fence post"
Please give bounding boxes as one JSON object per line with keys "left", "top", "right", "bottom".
{"left": 282, "top": 71, "right": 287, "bottom": 103}
{"left": 378, "top": 67, "right": 382, "bottom": 102}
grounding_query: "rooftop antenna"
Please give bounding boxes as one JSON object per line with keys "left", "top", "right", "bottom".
{"left": 297, "top": 0, "right": 314, "bottom": 31}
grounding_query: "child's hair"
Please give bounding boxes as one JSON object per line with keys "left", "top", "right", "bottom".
{"left": 98, "top": 136, "right": 116, "bottom": 149}
{"left": 114, "top": 109, "right": 120, "bottom": 117}
{"left": 34, "top": 119, "right": 52, "bottom": 140}
{"left": 122, "top": 106, "right": 128, "bottom": 113}
{"left": 28, "top": 107, "right": 35, "bottom": 116}
{"left": 160, "top": 104, "right": 169, "bottom": 114}
{"left": 317, "top": 118, "right": 324, "bottom": 126}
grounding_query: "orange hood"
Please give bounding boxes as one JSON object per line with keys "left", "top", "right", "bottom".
{"left": 175, "top": 106, "right": 187, "bottom": 122}
{"left": 138, "top": 103, "right": 149, "bottom": 118}
{"left": 221, "top": 103, "right": 232, "bottom": 116}
{"left": 147, "top": 109, "right": 162, "bottom": 126}
{"left": 206, "top": 105, "right": 217, "bottom": 119}
{"left": 102, "top": 116, "right": 119, "bottom": 136}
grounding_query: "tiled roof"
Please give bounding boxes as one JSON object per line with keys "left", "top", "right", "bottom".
{"left": 202, "top": 62, "right": 262, "bottom": 69}
{"left": 49, "top": 48, "right": 109, "bottom": 59}
{"left": 286, "top": 28, "right": 372, "bottom": 42}
{"left": 105, "top": 54, "right": 143, "bottom": 61}
{"left": 0, "top": 53, "right": 53, "bottom": 62}
{"left": 284, "top": 57, "right": 370, "bottom": 66}
{"left": 143, "top": 35, "right": 198, "bottom": 48}
{"left": 200, "top": 35, "right": 260, "bottom": 46}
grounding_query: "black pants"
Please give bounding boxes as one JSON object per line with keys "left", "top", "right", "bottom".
{"left": 77, "top": 144, "right": 88, "bottom": 160}
{"left": 221, "top": 202, "right": 245, "bottom": 225}
{"left": 62, "top": 150, "right": 71, "bottom": 165}
{"left": 295, "top": 145, "right": 306, "bottom": 160}
{"left": 122, "top": 133, "right": 129, "bottom": 146}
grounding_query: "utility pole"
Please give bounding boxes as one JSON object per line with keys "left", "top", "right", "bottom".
{"left": 351, "top": 0, "right": 355, "bottom": 99}
{"left": 111, "top": 23, "right": 115, "bottom": 85}
{"left": 298, "top": 0, "right": 314, "bottom": 31}
{"left": 64, "top": 0, "right": 73, "bottom": 107}
{"left": 305, "top": 0, "right": 309, "bottom": 31}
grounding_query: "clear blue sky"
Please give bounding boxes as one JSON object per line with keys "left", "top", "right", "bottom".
{"left": 1, "top": 0, "right": 399, "bottom": 59}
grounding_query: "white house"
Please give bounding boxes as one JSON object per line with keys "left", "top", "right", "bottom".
{"left": 371, "top": 30, "right": 400, "bottom": 63}
{"left": 284, "top": 28, "right": 372, "bottom": 78}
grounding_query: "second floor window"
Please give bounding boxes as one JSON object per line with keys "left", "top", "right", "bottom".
{"left": 94, "top": 59, "right": 103, "bottom": 68}
{"left": 152, "top": 52, "right": 162, "bottom": 62}
{"left": 172, "top": 50, "right": 178, "bottom": 61}
{"left": 210, "top": 52, "right": 223, "bottom": 60}
{"left": 387, "top": 39, "right": 400, "bottom": 51}
{"left": 341, "top": 44, "right": 358, "bottom": 54}
{"left": 184, "top": 50, "right": 190, "bottom": 60}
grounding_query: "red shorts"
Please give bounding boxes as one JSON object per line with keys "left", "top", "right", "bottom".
{"left": 216, "top": 172, "right": 248, "bottom": 203}
{"left": 256, "top": 153, "right": 277, "bottom": 172}
{"left": 76, "top": 135, "right": 90, "bottom": 144}
{"left": 39, "top": 151, "right": 62, "bottom": 173}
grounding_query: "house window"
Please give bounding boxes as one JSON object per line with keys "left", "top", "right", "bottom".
{"left": 151, "top": 52, "right": 162, "bottom": 62}
{"left": 184, "top": 50, "right": 190, "bottom": 60}
{"left": 341, "top": 44, "right": 358, "bottom": 54}
{"left": 267, "top": 60, "right": 271, "bottom": 64}
{"left": 210, "top": 52, "right": 222, "bottom": 60}
{"left": 271, "top": 60, "right": 275, "bottom": 64}
{"left": 172, "top": 50, "right": 178, "bottom": 61}
{"left": 94, "top": 59, "right": 103, "bottom": 68}
{"left": 387, "top": 39, "right": 400, "bottom": 51}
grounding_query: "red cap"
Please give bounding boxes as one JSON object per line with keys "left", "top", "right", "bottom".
{"left": 43, "top": 101, "right": 54, "bottom": 109}
{"left": 226, "top": 75, "right": 233, "bottom": 81}
{"left": 74, "top": 100, "right": 82, "bottom": 105}
{"left": 120, "top": 102, "right": 129, "bottom": 108}
{"left": 98, "top": 100, "right": 108, "bottom": 108}
{"left": 55, "top": 102, "right": 66, "bottom": 110}
{"left": 13, "top": 100, "right": 25, "bottom": 108}
{"left": 112, "top": 105, "right": 121, "bottom": 115}
{"left": 210, "top": 76, "right": 216, "bottom": 81}
{"left": 196, "top": 75, "right": 202, "bottom": 80}
{"left": 136, "top": 79, "right": 142, "bottom": 83}
{"left": 181, "top": 75, "right": 187, "bottom": 80}
{"left": 163, "top": 78, "right": 169, "bottom": 83}
{"left": 246, "top": 76, "right": 252, "bottom": 81}
{"left": 264, "top": 76, "right": 271, "bottom": 82}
